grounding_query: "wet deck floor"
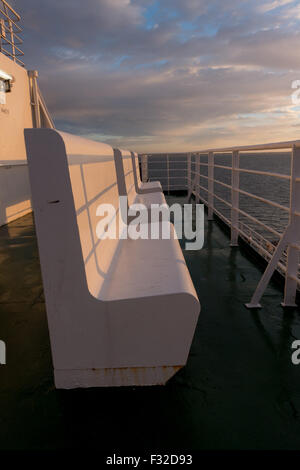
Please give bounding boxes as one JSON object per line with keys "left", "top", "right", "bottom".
{"left": 1, "top": 194, "right": 300, "bottom": 450}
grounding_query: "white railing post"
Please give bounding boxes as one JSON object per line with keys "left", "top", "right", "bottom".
{"left": 282, "top": 144, "right": 300, "bottom": 307}
{"left": 187, "top": 153, "right": 191, "bottom": 198}
{"left": 28, "top": 70, "right": 41, "bottom": 128}
{"left": 208, "top": 151, "right": 214, "bottom": 220}
{"left": 231, "top": 150, "right": 240, "bottom": 246}
{"left": 246, "top": 144, "right": 300, "bottom": 308}
{"left": 141, "top": 155, "right": 148, "bottom": 182}
{"left": 195, "top": 154, "right": 200, "bottom": 204}
{"left": 167, "top": 154, "right": 170, "bottom": 194}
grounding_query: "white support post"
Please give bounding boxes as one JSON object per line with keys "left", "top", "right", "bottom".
{"left": 283, "top": 246, "right": 299, "bottom": 307}
{"left": 141, "top": 155, "right": 148, "bottom": 183}
{"left": 231, "top": 150, "right": 240, "bottom": 246}
{"left": 208, "top": 152, "right": 214, "bottom": 220}
{"left": 246, "top": 144, "right": 300, "bottom": 308}
{"left": 187, "top": 153, "right": 192, "bottom": 199}
{"left": 195, "top": 154, "right": 200, "bottom": 204}
{"left": 28, "top": 70, "right": 41, "bottom": 128}
{"left": 167, "top": 154, "right": 170, "bottom": 194}
{"left": 245, "top": 227, "right": 292, "bottom": 308}
{"left": 282, "top": 144, "right": 300, "bottom": 307}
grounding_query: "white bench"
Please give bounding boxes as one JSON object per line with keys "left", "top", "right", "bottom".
{"left": 114, "top": 148, "right": 166, "bottom": 207}
{"left": 131, "top": 152, "right": 162, "bottom": 194}
{"left": 25, "top": 129, "right": 200, "bottom": 389}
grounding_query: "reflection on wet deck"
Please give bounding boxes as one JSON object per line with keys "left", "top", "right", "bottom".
{"left": 1, "top": 195, "right": 300, "bottom": 450}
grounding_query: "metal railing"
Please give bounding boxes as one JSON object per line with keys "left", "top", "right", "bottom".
{"left": 141, "top": 140, "right": 300, "bottom": 308}
{"left": 0, "top": 0, "right": 24, "bottom": 66}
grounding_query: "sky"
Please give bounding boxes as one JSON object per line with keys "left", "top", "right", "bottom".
{"left": 10, "top": 0, "right": 300, "bottom": 152}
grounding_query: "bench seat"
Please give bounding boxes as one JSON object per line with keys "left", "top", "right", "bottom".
{"left": 99, "top": 223, "right": 190, "bottom": 301}
{"left": 25, "top": 129, "right": 200, "bottom": 389}
{"left": 140, "top": 180, "right": 162, "bottom": 192}
{"left": 115, "top": 149, "right": 166, "bottom": 207}
{"left": 132, "top": 152, "right": 162, "bottom": 193}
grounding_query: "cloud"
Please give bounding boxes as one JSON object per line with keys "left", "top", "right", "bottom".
{"left": 9, "top": 0, "right": 300, "bottom": 151}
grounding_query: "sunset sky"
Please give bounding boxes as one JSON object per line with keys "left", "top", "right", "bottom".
{"left": 11, "top": 0, "right": 300, "bottom": 152}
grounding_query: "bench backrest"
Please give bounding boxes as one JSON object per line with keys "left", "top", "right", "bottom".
{"left": 26, "top": 129, "right": 123, "bottom": 300}
{"left": 64, "top": 132, "right": 123, "bottom": 298}
{"left": 132, "top": 152, "right": 142, "bottom": 186}
{"left": 117, "top": 148, "right": 137, "bottom": 206}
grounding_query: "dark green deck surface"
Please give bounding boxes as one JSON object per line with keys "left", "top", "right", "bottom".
{"left": 1, "top": 195, "right": 300, "bottom": 450}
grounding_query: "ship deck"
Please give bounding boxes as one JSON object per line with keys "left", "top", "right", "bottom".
{"left": 1, "top": 194, "right": 300, "bottom": 450}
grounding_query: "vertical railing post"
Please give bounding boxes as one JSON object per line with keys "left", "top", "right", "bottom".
{"left": 187, "top": 153, "right": 191, "bottom": 197}
{"left": 282, "top": 144, "right": 300, "bottom": 307}
{"left": 208, "top": 152, "right": 214, "bottom": 220}
{"left": 195, "top": 154, "right": 200, "bottom": 204}
{"left": 167, "top": 154, "right": 170, "bottom": 194}
{"left": 141, "top": 155, "right": 148, "bottom": 183}
{"left": 0, "top": 18, "right": 5, "bottom": 53}
{"left": 8, "top": 19, "right": 15, "bottom": 61}
{"left": 28, "top": 70, "right": 41, "bottom": 128}
{"left": 231, "top": 150, "right": 240, "bottom": 246}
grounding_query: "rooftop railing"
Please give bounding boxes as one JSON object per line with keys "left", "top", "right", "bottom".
{"left": 141, "top": 139, "right": 300, "bottom": 308}
{"left": 0, "top": 0, "right": 24, "bottom": 66}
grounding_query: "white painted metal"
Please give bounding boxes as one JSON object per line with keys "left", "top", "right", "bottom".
{"left": 282, "top": 145, "right": 300, "bottom": 307}
{"left": 187, "top": 153, "right": 192, "bottom": 200}
{"left": 28, "top": 70, "right": 41, "bottom": 128}
{"left": 231, "top": 150, "right": 240, "bottom": 246}
{"left": 208, "top": 151, "right": 214, "bottom": 220}
{"left": 141, "top": 155, "right": 148, "bottom": 182}
{"left": 115, "top": 148, "right": 166, "bottom": 208}
{"left": 0, "top": 0, "right": 24, "bottom": 66}
{"left": 246, "top": 144, "right": 300, "bottom": 308}
{"left": 151, "top": 138, "right": 300, "bottom": 308}
{"left": 195, "top": 155, "right": 200, "bottom": 204}
{"left": 131, "top": 152, "right": 162, "bottom": 194}
{"left": 25, "top": 129, "right": 200, "bottom": 389}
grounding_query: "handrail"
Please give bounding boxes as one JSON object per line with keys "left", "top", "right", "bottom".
{"left": 142, "top": 136, "right": 300, "bottom": 308}
{"left": 1, "top": 0, "right": 20, "bottom": 21}
{"left": 194, "top": 139, "right": 300, "bottom": 154}
{"left": 0, "top": 0, "right": 24, "bottom": 66}
{"left": 146, "top": 139, "right": 300, "bottom": 157}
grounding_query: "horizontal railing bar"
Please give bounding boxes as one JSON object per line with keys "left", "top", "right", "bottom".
{"left": 213, "top": 179, "right": 232, "bottom": 190}
{"left": 290, "top": 243, "right": 300, "bottom": 250}
{"left": 196, "top": 184, "right": 209, "bottom": 193}
{"left": 147, "top": 141, "right": 299, "bottom": 157}
{"left": 214, "top": 164, "right": 232, "bottom": 171}
{"left": 1, "top": 37, "right": 24, "bottom": 54}
{"left": 1, "top": 0, "right": 21, "bottom": 21}
{"left": 149, "top": 168, "right": 186, "bottom": 172}
{"left": 287, "top": 274, "right": 300, "bottom": 282}
{"left": 237, "top": 188, "right": 289, "bottom": 212}
{"left": 193, "top": 191, "right": 209, "bottom": 207}
{"left": 212, "top": 192, "right": 232, "bottom": 208}
{"left": 238, "top": 231, "right": 289, "bottom": 275}
{"left": 158, "top": 175, "right": 187, "bottom": 178}
{"left": 1, "top": 48, "right": 24, "bottom": 65}
{"left": 2, "top": 23, "right": 22, "bottom": 37}
{"left": 237, "top": 168, "right": 290, "bottom": 180}
{"left": 211, "top": 206, "right": 231, "bottom": 225}
{"left": 0, "top": 11, "right": 22, "bottom": 32}
{"left": 236, "top": 207, "right": 282, "bottom": 238}
{"left": 195, "top": 140, "right": 299, "bottom": 154}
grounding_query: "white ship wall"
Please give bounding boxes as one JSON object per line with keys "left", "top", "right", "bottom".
{"left": 0, "top": 53, "right": 33, "bottom": 226}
